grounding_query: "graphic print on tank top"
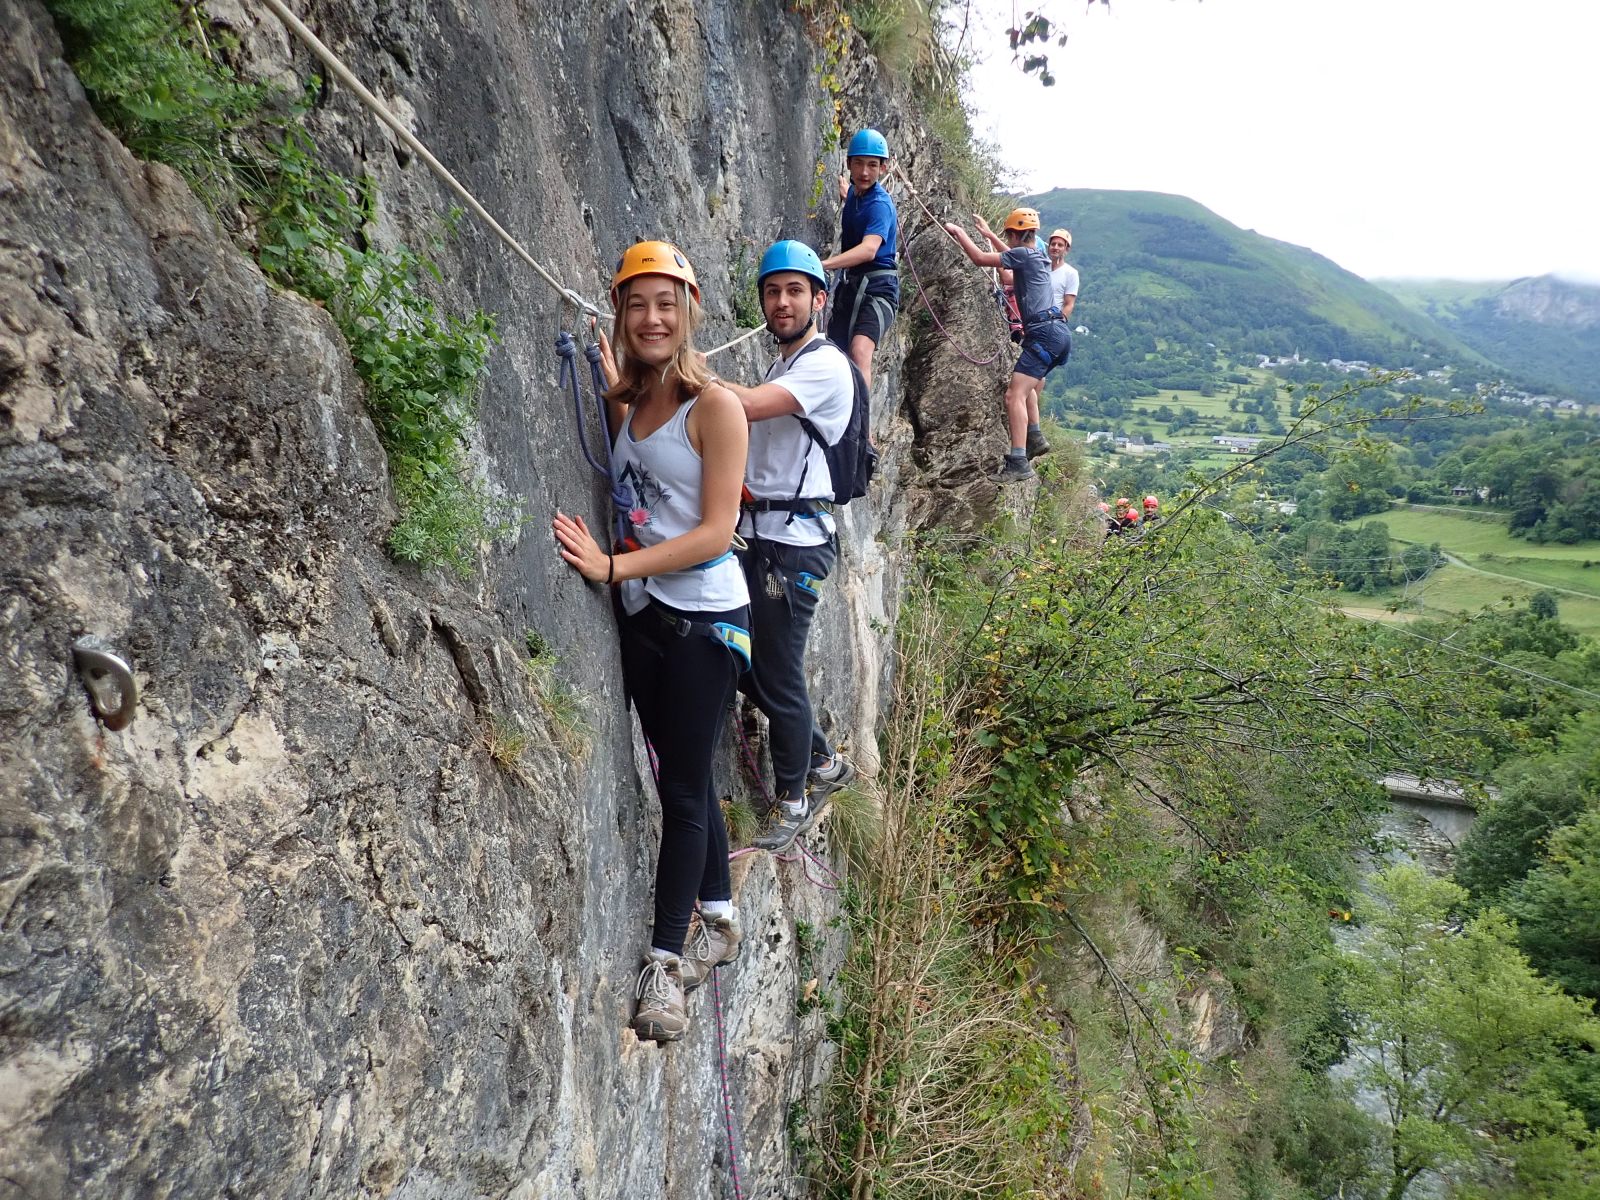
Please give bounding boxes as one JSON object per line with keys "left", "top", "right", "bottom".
{"left": 620, "top": 459, "right": 672, "bottom": 537}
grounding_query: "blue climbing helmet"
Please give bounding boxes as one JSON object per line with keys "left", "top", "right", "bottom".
{"left": 846, "top": 128, "right": 889, "bottom": 161}
{"left": 757, "top": 240, "right": 827, "bottom": 292}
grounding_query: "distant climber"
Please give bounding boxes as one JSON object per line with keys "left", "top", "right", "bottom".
{"left": 1142, "top": 495, "right": 1160, "bottom": 524}
{"left": 717, "top": 240, "right": 859, "bottom": 855}
{"left": 1097, "top": 500, "right": 1118, "bottom": 538}
{"left": 944, "top": 208, "right": 1073, "bottom": 481}
{"left": 552, "top": 242, "right": 750, "bottom": 1043}
{"left": 823, "top": 128, "right": 899, "bottom": 392}
{"left": 1112, "top": 496, "right": 1141, "bottom": 533}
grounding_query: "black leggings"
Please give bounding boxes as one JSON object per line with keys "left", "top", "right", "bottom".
{"left": 620, "top": 600, "right": 749, "bottom": 957}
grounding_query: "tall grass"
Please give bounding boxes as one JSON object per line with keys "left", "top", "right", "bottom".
{"left": 811, "top": 587, "right": 1075, "bottom": 1197}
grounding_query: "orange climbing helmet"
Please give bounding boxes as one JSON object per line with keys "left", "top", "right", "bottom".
{"left": 611, "top": 240, "right": 700, "bottom": 307}
{"left": 1096, "top": 501, "right": 1111, "bottom": 513}
{"left": 1143, "top": 495, "right": 1159, "bottom": 511}
{"left": 1003, "top": 207, "right": 1041, "bottom": 233}
{"left": 1114, "top": 497, "right": 1132, "bottom": 511}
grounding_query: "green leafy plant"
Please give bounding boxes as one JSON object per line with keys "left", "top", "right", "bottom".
{"left": 44, "top": 0, "right": 263, "bottom": 202}
{"left": 45, "top": 0, "right": 509, "bottom": 576}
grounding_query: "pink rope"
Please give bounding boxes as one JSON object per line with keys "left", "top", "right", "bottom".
{"left": 901, "top": 239, "right": 1004, "bottom": 367}
{"left": 731, "top": 712, "right": 775, "bottom": 808}
{"left": 710, "top": 968, "right": 745, "bottom": 1200}
{"left": 798, "top": 839, "right": 843, "bottom": 888}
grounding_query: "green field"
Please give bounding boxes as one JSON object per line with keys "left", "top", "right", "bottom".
{"left": 1334, "top": 503, "right": 1600, "bottom": 635}
{"left": 1071, "top": 370, "right": 1293, "bottom": 469}
{"left": 1370, "top": 505, "right": 1600, "bottom": 562}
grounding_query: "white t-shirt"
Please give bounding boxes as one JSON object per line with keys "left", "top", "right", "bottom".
{"left": 740, "top": 335, "right": 853, "bottom": 547}
{"left": 1051, "top": 262, "right": 1080, "bottom": 311}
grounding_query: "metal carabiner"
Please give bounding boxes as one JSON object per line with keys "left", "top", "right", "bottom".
{"left": 72, "top": 636, "right": 138, "bottom": 731}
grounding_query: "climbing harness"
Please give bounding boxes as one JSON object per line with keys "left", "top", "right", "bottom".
{"left": 646, "top": 602, "right": 753, "bottom": 673}
{"left": 257, "top": 0, "right": 766, "bottom": 355}
{"left": 834, "top": 267, "right": 898, "bottom": 341}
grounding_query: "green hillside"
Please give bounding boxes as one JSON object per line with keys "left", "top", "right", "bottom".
{"left": 1025, "top": 188, "right": 1489, "bottom": 404}
{"left": 1377, "top": 275, "right": 1600, "bottom": 402}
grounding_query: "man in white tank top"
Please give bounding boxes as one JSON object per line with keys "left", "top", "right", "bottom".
{"left": 718, "top": 241, "right": 857, "bottom": 852}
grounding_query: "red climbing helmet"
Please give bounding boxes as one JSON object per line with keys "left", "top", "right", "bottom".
{"left": 1143, "top": 495, "right": 1159, "bottom": 512}
{"left": 611, "top": 240, "right": 700, "bottom": 307}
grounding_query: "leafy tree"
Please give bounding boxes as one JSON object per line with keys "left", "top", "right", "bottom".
{"left": 1456, "top": 750, "right": 1595, "bottom": 901}
{"left": 1342, "top": 866, "right": 1600, "bottom": 1200}
{"left": 1506, "top": 809, "right": 1600, "bottom": 1001}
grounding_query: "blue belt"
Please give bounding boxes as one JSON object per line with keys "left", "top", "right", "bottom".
{"left": 692, "top": 550, "right": 734, "bottom": 570}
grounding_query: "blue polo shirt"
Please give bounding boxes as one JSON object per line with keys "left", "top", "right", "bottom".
{"left": 841, "top": 182, "right": 898, "bottom": 276}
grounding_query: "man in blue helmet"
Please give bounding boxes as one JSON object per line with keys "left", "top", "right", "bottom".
{"left": 717, "top": 241, "right": 858, "bottom": 853}
{"left": 821, "top": 128, "right": 899, "bottom": 391}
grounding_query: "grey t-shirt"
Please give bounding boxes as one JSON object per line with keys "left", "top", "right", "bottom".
{"left": 1001, "top": 245, "right": 1056, "bottom": 325}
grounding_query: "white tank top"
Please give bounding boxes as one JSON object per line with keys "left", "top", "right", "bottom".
{"left": 613, "top": 396, "right": 749, "bottom": 617}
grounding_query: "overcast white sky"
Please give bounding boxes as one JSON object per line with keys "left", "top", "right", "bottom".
{"left": 961, "top": 0, "right": 1600, "bottom": 283}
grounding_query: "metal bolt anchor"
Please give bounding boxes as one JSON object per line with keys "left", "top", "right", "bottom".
{"left": 72, "top": 636, "right": 138, "bottom": 731}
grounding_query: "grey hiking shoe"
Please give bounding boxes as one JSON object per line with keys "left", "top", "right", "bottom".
{"left": 997, "top": 454, "right": 1036, "bottom": 482}
{"left": 680, "top": 911, "right": 743, "bottom": 992}
{"left": 808, "top": 753, "right": 856, "bottom": 805}
{"left": 633, "top": 956, "right": 688, "bottom": 1042}
{"left": 1026, "top": 429, "right": 1052, "bottom": 459}
{"left": 752, "top": 797, "right": 814, "bottom": 854}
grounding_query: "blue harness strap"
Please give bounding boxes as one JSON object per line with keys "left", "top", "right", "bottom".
{"left": 649, "top": 602, "right": 752, "bottom": 673}
{"left": 710, "top": 622, "right": 753, "bottom": 672}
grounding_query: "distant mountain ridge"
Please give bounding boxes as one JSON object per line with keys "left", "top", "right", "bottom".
{"left": 1018, "top": 188, "right": 1506, "bottom": 403}
{"left": 1025, "top": 188, "right": 1483, "bottom": 363}
{"left": 1378, "top": 275, "right": 1600, "bottom": 401}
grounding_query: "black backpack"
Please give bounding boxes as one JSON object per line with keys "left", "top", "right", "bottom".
{"left": 792, "top": 337, "right": 876, "bottom": 505}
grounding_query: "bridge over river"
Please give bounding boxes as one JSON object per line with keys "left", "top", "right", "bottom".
{"left": 1380, "top": 772, "right": 1492, "bottom": 846}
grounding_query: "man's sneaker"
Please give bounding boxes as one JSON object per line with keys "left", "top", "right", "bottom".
{"left": 680, "top": 911, "right": 743, "bottom": 992}
{"left": 1026, "top": 429, "right": 1052, "bottom": 459}
{"left": 752, "top": 797, "right": 813, "bottom": 854}
{"left": 632, "top": 956, "right": 688, "bottom": 1042}
{"left": 997, "top": 454, "right": 1036, "bottom": 482}
{"left": 808, "top": 753, "right": 856, "bottom": 804}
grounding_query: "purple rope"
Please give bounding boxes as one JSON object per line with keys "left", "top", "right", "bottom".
{"left": 711, "top": 968, "right": 746, "bottom": 1200}
{"left": 900, "top": 240, "right": 1003, "bottom": 366}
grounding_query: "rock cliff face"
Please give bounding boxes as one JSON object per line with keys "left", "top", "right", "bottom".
{"left": 0, "top": 0, "right": 1015, "bottom": 1196}
{"left": 1494, "top": 273, "right": 1600, "bottom": 330}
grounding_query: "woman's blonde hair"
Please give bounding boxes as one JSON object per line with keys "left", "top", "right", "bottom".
{"left": 605, "top": 277, "right": 712, "bottom": 406}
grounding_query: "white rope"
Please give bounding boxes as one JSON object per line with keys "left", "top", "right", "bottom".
{"left": 256, "top": 0, "right": 765, "bottom": 355}
{"left": 703, "top": 324, "right": 769, "bottom": 357}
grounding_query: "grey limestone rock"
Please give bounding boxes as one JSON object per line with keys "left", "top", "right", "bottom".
{"left": 0, "top": 0, "right": 1018, "bottom": 1192}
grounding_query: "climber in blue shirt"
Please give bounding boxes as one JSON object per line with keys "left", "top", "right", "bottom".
{"left": 822, "top": 128, "right": 899, "bottom": 390}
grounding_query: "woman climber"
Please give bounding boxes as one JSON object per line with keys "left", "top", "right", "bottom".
{"left": 552, "top": 241, "right": 750, "bottom": 1043}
